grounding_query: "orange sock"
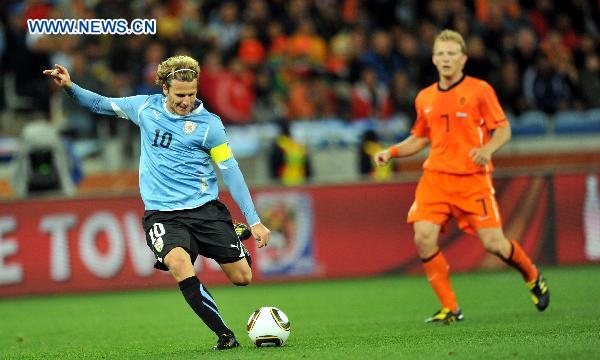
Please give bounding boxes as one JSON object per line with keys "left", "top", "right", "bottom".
{"left": 422, "top": 251, "right": 458, "bottom": 312}
{"left": 504, "top": 240, "right": 539, "bottom": 283}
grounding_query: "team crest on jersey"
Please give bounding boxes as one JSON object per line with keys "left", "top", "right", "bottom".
{"left": 183, "top": 121, "right": 198, "bottom": 134}
{"left": 459, "top": 96, "right": 466, "bottom": 105}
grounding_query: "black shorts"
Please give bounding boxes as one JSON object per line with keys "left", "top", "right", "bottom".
{"left": 142, "top": 200, "right": 245, "bottom": 271}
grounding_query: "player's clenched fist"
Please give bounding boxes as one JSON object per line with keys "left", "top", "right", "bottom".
{"left": 373, "top": 149, "right": 392, "bottom": 166}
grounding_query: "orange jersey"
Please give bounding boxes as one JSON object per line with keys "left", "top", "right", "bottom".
{"left": 411, "top": 76, "right": 508, "bottom": 174}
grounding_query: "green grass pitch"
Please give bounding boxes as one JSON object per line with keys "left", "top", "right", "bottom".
{"left": 1, "top": 266, "right": 599, "bottom": 359}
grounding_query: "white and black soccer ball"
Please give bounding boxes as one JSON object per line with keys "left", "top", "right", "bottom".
{"left": 247, "top": 306, "right": 291, "bottom": 347}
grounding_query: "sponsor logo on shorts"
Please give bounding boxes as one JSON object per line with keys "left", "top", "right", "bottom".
{"left": 153, "top": 238, "right": 164, "bottom": 252}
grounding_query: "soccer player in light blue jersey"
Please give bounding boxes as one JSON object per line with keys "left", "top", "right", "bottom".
{"left": 44, "top": 56, "right": 271, "bottom": 350}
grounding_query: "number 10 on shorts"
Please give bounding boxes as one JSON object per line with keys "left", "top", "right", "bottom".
{"left": 149, "top": 223, "right": 166, "bottom": 252}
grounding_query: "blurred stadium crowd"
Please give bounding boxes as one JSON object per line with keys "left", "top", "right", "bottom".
{"left": 0, "top": 0, "right": 599, "bottom": 194}
{"left": 1, "top": 0, "right": 599, "bottom": 136}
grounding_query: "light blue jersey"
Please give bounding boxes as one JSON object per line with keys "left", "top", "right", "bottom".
{"left": 66, "top": 84, "right": 260, "bottom": 225}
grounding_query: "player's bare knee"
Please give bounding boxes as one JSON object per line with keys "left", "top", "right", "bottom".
{"left": 231, "top": 270, "right": 252, "bottom": 286}
{"left": 414, "top": 231, "right": 437, "bottom": 254}
{"left": 481, "top": 235, "right": 506, "bottom": 255}
{"left": 414, "top": 232, "right": 429, "bottom": 245}
{"left": 165, "top": 253, "right": 188, "bottom": 276}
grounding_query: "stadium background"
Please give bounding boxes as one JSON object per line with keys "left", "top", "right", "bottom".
{"left": 0, "top": 1, "right": 599, "bottom": 358}
{"left": 0, "top": 0, "right": 599, "bottom": 355}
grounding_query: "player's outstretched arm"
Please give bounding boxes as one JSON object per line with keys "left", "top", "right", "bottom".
{"left": 374, "top": 135, "right": 429, "bottom": 166}
{"left": 45, "top": 64, "right": 149, "bottom": 122}
{"left": 43, "top": 64, "right": 72, "bottom": 88}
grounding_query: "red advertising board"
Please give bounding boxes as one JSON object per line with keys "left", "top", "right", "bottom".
{"left": 0, "top": 172, "right": 598, "bottom": 297}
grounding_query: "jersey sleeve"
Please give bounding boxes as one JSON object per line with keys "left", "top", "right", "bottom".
{"left": 204, "top": 119, "right": 234, "bottom": 163}
{"left": 66, "top": 83, "right": 150, "bottom": 126}
{"left": 205, "top": 118, "right": 261, "bottom": 225}
{"left": 479, "top": 81, "right": 508, "bottom": 130}
{"left": 410, "top": 92, "right": 430, "bottom": 138}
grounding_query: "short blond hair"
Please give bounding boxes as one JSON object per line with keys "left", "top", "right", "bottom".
{"left": 433, "top": 29, "right": 467, "bottom": 54}
{"left": 155, "top": 55, "right": 200, "bottom": 87}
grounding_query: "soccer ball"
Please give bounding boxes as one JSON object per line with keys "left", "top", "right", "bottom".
{"left": 247, "top": 306, "right": 291, "bottom": 347}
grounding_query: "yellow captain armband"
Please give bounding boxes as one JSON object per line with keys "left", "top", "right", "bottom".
{"left": 210, "top": 142, "right": 233, "bottom": 163}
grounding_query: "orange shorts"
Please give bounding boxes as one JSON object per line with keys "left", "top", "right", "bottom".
{"left": 407, "top": 170, "right": 502, "bottom": 234}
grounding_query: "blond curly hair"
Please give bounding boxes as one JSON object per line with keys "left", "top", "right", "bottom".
{"left": 155, "top": 55, "right": 200, "bottom": 88}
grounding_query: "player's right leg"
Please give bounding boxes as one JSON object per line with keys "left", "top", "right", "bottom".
{"left": 409, "top": 171, "right": 463, "bottom": 324}
{"left": 143, "top": 211, "right": 238, "bottom": 350}
{"left": 164, "top": 246, "right": 196, "bottom": 280}
{"left": 414, "top": 221, "right": 463, "bottom": 324}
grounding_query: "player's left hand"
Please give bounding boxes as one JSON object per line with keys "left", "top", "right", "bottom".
{"left": 250, "top": 223, "right": 271, "bottom": 248}
{"left": 469, "top": 147, "right": 492, "bottom": 166}
{"left": 42, "top": 64, "right": 72, "bottom": 88}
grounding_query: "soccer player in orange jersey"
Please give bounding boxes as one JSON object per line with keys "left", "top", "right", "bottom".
{"left": 374, "top": 29, "right": 550, "bottom": 324}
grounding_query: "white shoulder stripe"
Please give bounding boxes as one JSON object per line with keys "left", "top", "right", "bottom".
{"left": 202, "top": 125, "right": 210, "bottom": 146}
{"left": 110, "top": 101, "right": 128, "bottom": 119}
{"left": 137, "top": 100, "right": 152, "bottom": 124}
